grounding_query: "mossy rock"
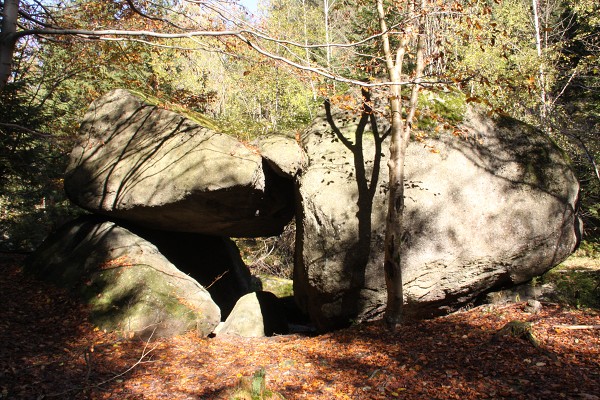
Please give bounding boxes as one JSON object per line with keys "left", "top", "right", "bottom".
{"left": 256, "top": 274, "right": 294, "bottom": 298}
{"left": 26, "top": 215, "right": 221, "bottom": 338}
{"left": 126, "top": 89, "right": 221, "bottom": 132}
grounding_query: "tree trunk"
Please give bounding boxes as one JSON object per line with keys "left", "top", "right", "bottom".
{"left": 0, "top": 0, "right": 19, "bottom": 90}
{"left": 378, "top": 0, "right": 427, "bottom": 327}
{"left": 377, "top": 0, "right": 406, "bottom": 327}
{"left": 324, "top": 0, "right": 332, "bottom": 69}
{"left": 532, "top": 0, "right": 548, "bottom": 131}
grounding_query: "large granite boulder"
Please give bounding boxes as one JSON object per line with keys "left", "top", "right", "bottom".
{"left": 64, "top": 89, "right": 296, "bottom": 237}
{"left": 295, "top": 105, "right": 581, "bottom": 330}
{"left": 25, "top": 215, "right": 221, "bottom": 338}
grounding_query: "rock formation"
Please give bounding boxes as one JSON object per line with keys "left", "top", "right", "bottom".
{"left": 29, "top": 89, "right": 581, "bottom": 335}
{"left": 114, "top": 226, "right": 253, "bottom": 319}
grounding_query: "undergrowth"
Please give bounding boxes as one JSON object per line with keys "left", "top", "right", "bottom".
{"left": 540, "top": 240, "right": 600, "bottom": 309}
{"left": 235, "top": 222, "right": 295, "bottom": 280}
{"left": 541, "top": 268, "right": 600, "bottom": 309}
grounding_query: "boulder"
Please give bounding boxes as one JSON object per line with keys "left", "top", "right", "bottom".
{"left": 218, "top": 291, "right": 289, "bottom": 337}
{"left": 295, "top": 105, "right": 581, "bottom": 330}
{"left": 484, "top": 283, "right": 556, "bottom": 305}
{"left": 64, "top": 89, "right": 294, "bottom": 237}
{"left": 25, "top": 215, "right": 221, "bottom": 338}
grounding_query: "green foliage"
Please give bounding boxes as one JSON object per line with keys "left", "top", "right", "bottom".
{"left": 229, "top": 368, "right": 285, "bottom": 400}
{"left": 416, "top": 89, "right": 467, "bottom": 131}
{"left": 216, "top": 62, "right": 319, "bottom": 140}
{"left": 553, "top": 0, "right": 600, "bottom": 241}
{"left": 573, "top": 240, "right": 600, "bottom": 259}
{"left": 256, "top": 275, "right": 294, "bottom": 298}
{"left": 445, "top": 0, "right": 542, "bottom": 121}
{"left": 0, "top": 83, "right": 82, "bottom": 251}
{"left": 542, "top": 267, "right": 600, "bottom": 309}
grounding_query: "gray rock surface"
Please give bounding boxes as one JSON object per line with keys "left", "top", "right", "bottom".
{"left": 255, "top": 135, "right": 306, "bottom": 179}
{"left": 294, "top": 101, "right": 390, "bottom": 330}
{"left": 64, "top": 89, "right": 294, "bottom": 237}
{"left": 295, "top": 105, "right": 581, "bottom": 330}
{"left": 25, "top": 215, "right": 221, "bottom": 338}
{"left": 218, "top": 291, "right": 289, "bottom": 337}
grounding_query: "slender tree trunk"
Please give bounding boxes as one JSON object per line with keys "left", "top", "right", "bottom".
{"left": 0, "top": 0, "right": 20, "bottom": 90}
{"left": 302, "top": 0, "right": 317, "bottom": 106}
{"left": 378, "top": 0, "right": 406, "bottom": 327}
{"left": 532, "top": 0, "right": 548, "bottom": 131}
{"left": 379, "top": 0, "right": 427, "bottom": 327}
{"left": 324, "top": 0, "right": 332, "bottom": 70}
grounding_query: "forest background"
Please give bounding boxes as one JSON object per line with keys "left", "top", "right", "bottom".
{"left": 1, "top": 0, "right": 599, "bottom": 268}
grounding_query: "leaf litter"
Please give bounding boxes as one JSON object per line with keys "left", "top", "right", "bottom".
{"left": 1, "top": 254, "right": 598, "bottom": 399}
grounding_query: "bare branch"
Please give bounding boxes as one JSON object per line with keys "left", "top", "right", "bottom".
{"left": 95, "top": 327, "right": 159, "bottom": 387}
{"left": 31, "top": 25, "right": 417, "bottom": 87}
{"left": 236, "top": 31, "right": 412, "bottom": 87}
{"left": 124, "top": 0, "right": 187, "bottom": 30}
{"left": 0, "top": 122, "right": 54, "bottom": 138}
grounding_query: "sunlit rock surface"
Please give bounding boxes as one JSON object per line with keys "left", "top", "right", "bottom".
{"left": 295, "top": 105, "right": 581, "bottom": 330}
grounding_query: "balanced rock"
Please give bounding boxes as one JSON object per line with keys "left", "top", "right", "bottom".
{"left": 295, "top": 104, "right": 581, "bottom": 330}
{"left": 64, "top": 89, "right": 295, "bottom": 237}
{"left": 26, "top": 215, "right": 221, "bottom": 338}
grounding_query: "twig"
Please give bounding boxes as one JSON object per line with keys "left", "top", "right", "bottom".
{"left": 205, "top": 270, "right": 228, "bottom": 289}
{"left": 553, "top": 325, "right": 600, "bottom": 330}
{"left": 95, "top": 326, "right": 159, "bottom": 388}
{"left": 46, "top": 328, "right": 159, "bottom": 398}
{"left": 84, "top": 346, "right": 93, "bottom": 383}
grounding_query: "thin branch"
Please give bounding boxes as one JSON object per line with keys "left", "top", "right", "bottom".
{"left": 12, "top": 27, "right": 242, "bottom": 40}
{"left": 0, "top": 122, "right": 55, "bottom": 138}
{"left": 124, "top": 0, "right": 186, "bottom": 30}
{"left": 234, "top": 32, "right": 412, "bottom": 87}
{"left": 205, "top": 270, "right": 228, "bottom": 289}
{"left": 550, "top": 68, "right": 578, "bottom": 108}
{"left": 559, "top": 130, "right": 600, "bottom": 186}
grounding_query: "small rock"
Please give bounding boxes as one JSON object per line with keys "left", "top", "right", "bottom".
{"left": 219, "top": 291, "right": 288, "bottom": 337}
{"left": 524, "top": 299, "right": 542, "bottom": 314}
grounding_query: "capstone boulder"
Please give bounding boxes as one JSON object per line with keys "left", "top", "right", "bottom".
{"left": 64, "top": 89, "right": 295, "bottom": 237}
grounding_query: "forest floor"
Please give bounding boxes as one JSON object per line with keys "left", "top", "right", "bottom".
{"left": 1, "top": 253, "right": 599, "bottom": 400}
